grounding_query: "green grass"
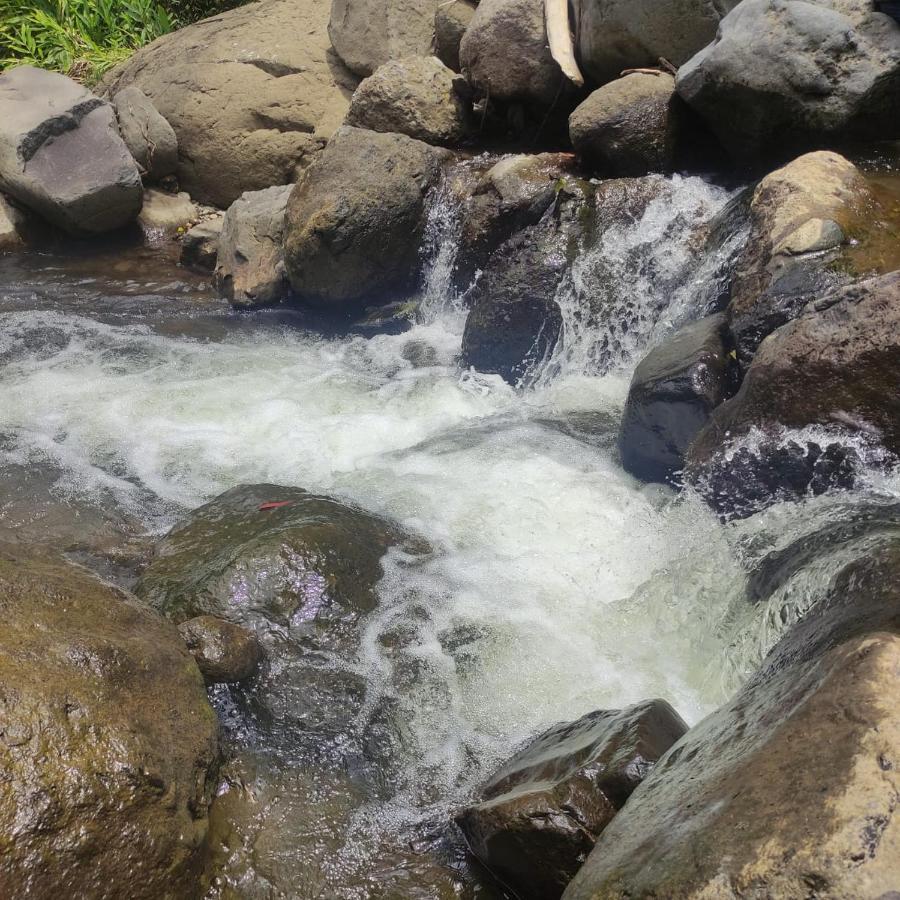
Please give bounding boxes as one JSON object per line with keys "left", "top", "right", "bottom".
{"left": 0, "top": 0, "right": 176, "bottom": 84}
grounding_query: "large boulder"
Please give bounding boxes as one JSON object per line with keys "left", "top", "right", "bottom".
{"left": 576, "top": 0, "right": 742, "bottom": 85}
{"left": 619, "top": 314, "right": 736, "bottom": 485}
{"left": 435, "top": 0, "right": 477, "bottom": 72}
{"left": 728, "top": 150, "right": 873, "bottom": 363}
{"left": 460, "top": 0, "right": 567, "bottom": 107}
{"left": 346, "top": 55, "right": 473, "bottom": 146}
{"left": 329, "top": 0, "right": 442, "bottom": 77}
{"left": 676, "top": 0, "right": 900, "bottom": 162}
{"left": 569, "top": 73, "right": 679, "bottom": 176}
{"left": 101, "top": 0, "right": 359, "bottom": 209}
{"left": 112, "top": 86, "right": 178, "bottom": 183}
{"left": 0, "top": 548, "right": 219, "bottom": 898}
{"left": 0, "top": 67, "right": 142, "bottom": 235}
{"left": 456, "top": 700, "right": 688, "bottom": 900}
{"left": 687, "top": 271, "right": 900, "bottom": 518}
{"left": 563, "top": 549, "right": 900, "bottom": 899}
{"left": 283, "top": 126, "right": 451, "bottom": 310}
{"left": 215, "top": 184, "right": 293, "bottom": 308}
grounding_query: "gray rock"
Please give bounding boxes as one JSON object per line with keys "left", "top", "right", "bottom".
{"left": 457, "top": 700, "right": 687, "bottom": 900}
{"left": 216, "top": 184, "right": 293, "bottom": 308}
{"left": 137, "top": 189, "right": 197, "bottom": 233}
{"left": 619, "top": 314, "right": 735, "bottom": 485}
{"left": 0, "top": 67, "right": 142, "bottom": 235}
{"left": 460, "top": 0, "right": 567, "bottom": 106}
{"left": 179, "top": 615, "right": 261, "bottom": 683}
{"left": 329, "top": 0, "right": 442, "bottom": 76}
{"left": 676, "top": 0, "right": 900, "bottom": 162}
{"left": 570, "top": 73, "right": 679, "bottom": 176}
{"left": 283, "top": 126, "right": 451, "bottom": 310}
{"left": 101, "top": 0, "right": 359, "bottom": 209}
{"left": 112, "top": 86, "right": 178, "bottom": 183}
{"left": 576, "top": 0, "right": 741, "bottom": 85}
{"left": 0, "top": 194, "right": 25, "bottom": 250}
{"left": 346, "top": 55, "right": 473, "bottom": 146}
{"left": 435, "top": 0, "right": 477, "bottom": 72}
{"left": 180, "top": 217, "right": 223, "bottom": 272}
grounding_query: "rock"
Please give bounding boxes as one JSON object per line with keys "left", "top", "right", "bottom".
{"left": 0, "top": 548, "right": 218, "bottom": 898}
{"left": 0, "top": 194, "right": 25, "bottom": 250}
{"left": 687, "top": 271, "right": 900, "bottom": 518}
{"left": 112, "top": 86, "right": 178, "bottom": 183}
{"left": 728, "top": 151, "right": 873, "bottom": 363}
{"left": 179, "top": 615, "right": 261, "bottom": 683}
{"left": 346, "top": 55, "right": 473, "bottom": 146}
{"left": 461, "top": 222, "right": 566, "bottom": 384}
{"left": 215, "top": 184, "right": 292, "bottom": 309}
{"left": 0, "top": 66, "right": 142, "bottom": 235}
{"left": 180, "top": 217, "right": 223, "bottom": 272}
{"left": 460, "top": 0, "right": 567, "bottom": 107}
{"left": 456, "top": 700, "right": 688, "bottom": 900}
{"left": 100, "top": 0, "right": 359, "bottom": 209}
{"left": 569, "top": 73, "right": 679, "bottom": 176}
{"left": 562, "top": 586, "right": 900, "bottom": 898}
{"left": 576, "top": 0, "right": 741, "bottom": 85}
{"left": 329, "top": 0, "right": 441, "bottom": 77}
{"left": 619, "top": 314, "right": 736, "bottom": 485}
{"left": 283, "top": 126, "right": 451, "bottom": 310}
{"left": 676, "top": 0, "right": 900, "bottom": 162}
{"left": 137, "top": 188, "right": 197, "bottom": 233}
{"left": 435, "top": 0, "right": 477, "bottom": 72}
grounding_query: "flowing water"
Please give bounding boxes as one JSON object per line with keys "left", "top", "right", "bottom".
{"left": 2, "top": 171, "right": 899, "bottom": 897}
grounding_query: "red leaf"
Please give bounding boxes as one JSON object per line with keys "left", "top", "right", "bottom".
{"left": 258, "top": 501, "right": 293, "bottom": 511}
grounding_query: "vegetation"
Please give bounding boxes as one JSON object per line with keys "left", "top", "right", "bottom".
{"left": 157, "top": 0, "right": 249, "bottom": 24}
{"left": 0, "top": 0, "right": 175, "bottom": 84}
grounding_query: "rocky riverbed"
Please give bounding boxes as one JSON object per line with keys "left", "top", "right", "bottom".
{"left": 1, "top": 0, "right": 900, "bottom": 897}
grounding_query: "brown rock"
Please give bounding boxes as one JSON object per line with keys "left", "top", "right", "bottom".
{"left": 435, "top": 0, "right": 477, "bottom": 72}
{"left": 180, "top": 216, "right": 223, "bottom": 272}
{"left": 179, "top": 615, "right": 261, "bottom": 683}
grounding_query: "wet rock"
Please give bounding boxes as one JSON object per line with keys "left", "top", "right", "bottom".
{"left": 460, "top": 0, "right": 568, "bottom": 107}
{"left": 112, "top": 86, "right": 178, "bottom": 183}
{"left": 687, "top": 271, "right": 900, "bottom": 518}
{"left": 435, "top": 0, "right": 477, "bottom": 72}
{"left": 619, "top": 314, "right": 735, "bottom": 485}
{"left": 728, "top": 151, "right": 873, "bottom": 363}
{"left": 461, "top": 222, "right": 566, "bottom": 384}
{"left": 216, "top": 184, "right": 292, "bottom": 309}
{"left": 0, "top": 194, "right": 25, "bottom": 251}
{"left": 562, "top": 580, "right": 900, "bottom": 899}
{"left": 283, "top": 126, "right": 451, "bottom": 310}
{"left": 329, "top": 0, "right": 442, "bottom": 77}
{"left": 346, "top": 55, "right": 473, "bottom": 146}
{"left": 677, "top": 0, "right": 900, "bottom": 163}
{"left": 0, "top": 66, "right": 142, "bottom": 235}
{"left": 569, "top": 73, "right": 679, "bottom": 177}
{"left": 457, "top": 700, "right": 688, "bottom": 900}
{"left": 180, "top": 216, "right": 223, "bottom": 272}
{"left": 137, "top": 188, "right": 197, "bottom": 233}
{"left": 577, "top": 0, "right": 741, "bottom": 85}
{"left": 0, "top": 548, "right": 219, "bottom": 898}
{"left": 101, "top": 0, "right": 359, "bottom": 209}
{"left": 179, "top": 615, "right": 261, "bottom": 683}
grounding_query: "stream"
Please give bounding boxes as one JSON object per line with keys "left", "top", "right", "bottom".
{"left": 2, "top": 167, "right": 899, "bottom": 897}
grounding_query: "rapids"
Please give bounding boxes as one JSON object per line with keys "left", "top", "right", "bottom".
{"left": 2, "top": 169, "right": 899, "bottom": 896}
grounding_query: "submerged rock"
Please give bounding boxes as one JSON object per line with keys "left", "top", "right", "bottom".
{"left": 563, "top": 552, "right": 900, "bottom": 899}
{"left": 570, "top": 73, "right": 680, "bottom": 177}
{"left": 676, "top": 0, "right": 900, "bottom": 162}
{"left": 457, "top": 700, "right": 687, "bottom": 900}
{"left": 329, "top": 0, "right": 442, "bottom": 77}
{"left": 687, "top": 271, "right": 900, "bottom": 518}
{"left": 619, "top": 314, "right": 736, "bottom": 485}
{"left": 216, "top": 184, "right": 292, "bottom": 308}
{"left": 179, "top": 615, "right": 261, "bottom": 684}
{"left": 0, "top": 548, "right": 218, "bottom": 898}
{"left": 283, "top": 126, "right": 451, "bottom": 310}
{"left": 112, "top": 86, "right": 178, "bottom": 183}
{"left": 435, "top": 0, "right": 477, "bottom": 72}
{"left": 101, "top": 0, "right": 359, "bottom": 208}
{"left": 577, "top": 0, "right": 741, "bottom": 85}
{"left": 0, "top": 66, "right": 142, "bottom": 235}
{"left": 346, "top": 55, "right": 473, "bottom": 146}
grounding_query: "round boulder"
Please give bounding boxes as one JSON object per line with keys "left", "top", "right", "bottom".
{"left": 179, "top": 616, "right": 261, "bottom": 683}
{"left": 346, "top": 55, "right": 473, "bottom": 146}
